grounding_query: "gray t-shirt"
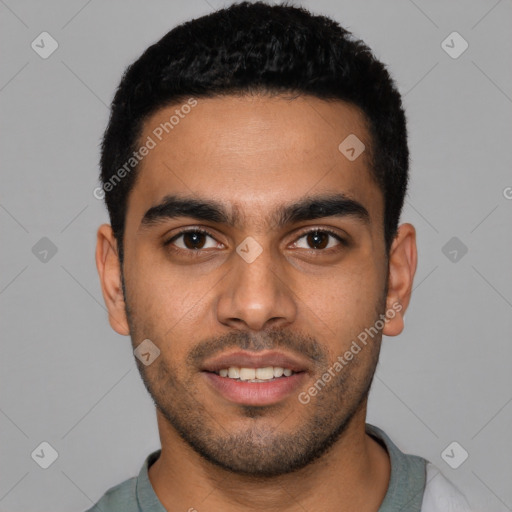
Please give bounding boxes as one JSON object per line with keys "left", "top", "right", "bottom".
{"left": 84, "top": 423, "right": 462, "bottom": 512}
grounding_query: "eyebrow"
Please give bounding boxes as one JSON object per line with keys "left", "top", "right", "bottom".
{"left": 139, "top": 193, "right": 370, "bottom": 231}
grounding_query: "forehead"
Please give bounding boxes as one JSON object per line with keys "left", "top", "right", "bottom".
{"left": 126, "top": 94, "right": 382, "bottom": 230}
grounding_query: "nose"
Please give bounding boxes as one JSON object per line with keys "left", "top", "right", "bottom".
{"left": 216, "top": 243, "right": 297, "bottom": 332}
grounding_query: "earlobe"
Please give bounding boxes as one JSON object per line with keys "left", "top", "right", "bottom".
{"left": 95, "top": 224, "right": 130, "bottom": 336}
{"left": 382, "top": 223, "right": 417, "bottom": 338}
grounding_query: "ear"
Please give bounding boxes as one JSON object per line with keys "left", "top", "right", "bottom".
{"left": 95, "top": 224, "right": 130, "bottom": 336}
{"left": 382, "top": 223, "right": 417, "bottom": 337}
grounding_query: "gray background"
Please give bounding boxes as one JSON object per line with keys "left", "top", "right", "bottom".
{"left": 1, "top": 0, "right": 511, "bottom": 511}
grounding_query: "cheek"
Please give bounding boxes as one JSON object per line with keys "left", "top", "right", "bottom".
{"left": 127, "top": 245, "right": 191, "bottom": 307}
{"left": 297, "top": 261, "right": 383, "bottom": 344}
{"left": 125, "top": 253, "right": 216, "bottom": 348}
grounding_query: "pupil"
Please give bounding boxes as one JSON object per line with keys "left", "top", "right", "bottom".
{"left": 307, "top": 231, "right": 328, "bottom": 249}
{"left": 184, "top": 232, "right": 205, "bottom": 249}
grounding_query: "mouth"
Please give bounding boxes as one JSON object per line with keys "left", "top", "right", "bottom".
{"left": 200, "top": 351, "right": 309, "bottom": 406}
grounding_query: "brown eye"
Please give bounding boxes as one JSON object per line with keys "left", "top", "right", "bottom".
{"left": 182, "top": 232, "right": 207, "bottom": 249}
{"left": 306, "top": 231, "right": 329, "bottom": 249}
{"left": 293, "top": 229, "right": 346, "bottom": 251}
{"left": 166, "top": 229, "right": 221, "bottom": 251}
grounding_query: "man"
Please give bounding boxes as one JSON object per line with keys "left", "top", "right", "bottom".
{"left": 90, "top": 2, "right": 472, "bottom": 511}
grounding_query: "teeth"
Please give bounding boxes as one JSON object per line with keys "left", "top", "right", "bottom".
{"left": 228, "top": 367, "right": 240, "bottom": 378}
{"left": 218, "top": 366, "right": 296, "bottom": 381}
{"left": 239, "top": 368, "right": 256, "bottom": 381}
{"left": 273, "top": 367, "right": 284, "bottom": 378}
{"left": 256, "top": 367, "right": 274, "bottom": 379}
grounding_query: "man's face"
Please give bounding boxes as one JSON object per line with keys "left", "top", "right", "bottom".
{"left": 116, "top": 95, "right": 391, "bottom": 476}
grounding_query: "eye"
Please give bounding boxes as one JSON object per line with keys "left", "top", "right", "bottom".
{"left": 292, "top": 229, "right": 346, "bottom": 251}
{"left": 165, "top": 229, "right": 223, "bottom": 251}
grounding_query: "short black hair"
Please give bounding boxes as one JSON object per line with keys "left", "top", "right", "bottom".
{"left": 100, "top": 1, "right": 409, "bottom": 263}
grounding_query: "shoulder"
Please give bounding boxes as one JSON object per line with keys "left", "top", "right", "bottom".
{"left": 83, "top": 476, "right": 138, "bottom": 512}
{"left": 421, "top": 462, "right": 474, "bottom": 512}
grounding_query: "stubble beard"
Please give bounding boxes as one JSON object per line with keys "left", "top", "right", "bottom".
{"left": 123, "top": 273, "right": 385, "bottom": 477}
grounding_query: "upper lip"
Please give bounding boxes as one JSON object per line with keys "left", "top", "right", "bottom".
{"left": 201, "top": 350, "right": 310, "bottom": 373}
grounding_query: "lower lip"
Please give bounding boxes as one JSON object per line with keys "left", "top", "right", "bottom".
{"left": 202, "top": 371, "right": 307, "bottom": 406}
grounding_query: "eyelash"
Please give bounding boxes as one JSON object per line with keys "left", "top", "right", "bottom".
{"left": 163, "top": 227, "right": 348, "bottom": 254}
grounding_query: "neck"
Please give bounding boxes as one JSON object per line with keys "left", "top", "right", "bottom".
{"left": 148, "top": 403, "right": 390, "bottom": 512}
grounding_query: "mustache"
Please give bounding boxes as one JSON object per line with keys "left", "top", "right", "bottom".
{"left": 187, "top": 328, "right": 328, "bottom": 369}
